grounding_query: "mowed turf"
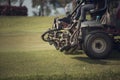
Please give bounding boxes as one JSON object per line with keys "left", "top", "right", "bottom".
{"left": 0, "top": 16, "right": 120, "bottom": 80}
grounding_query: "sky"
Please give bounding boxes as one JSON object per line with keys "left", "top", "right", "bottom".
{"left": 23, "top": 0, "right": 34, "bottom": 16}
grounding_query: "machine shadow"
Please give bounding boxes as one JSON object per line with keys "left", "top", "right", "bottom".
{"left": 109, "top": 50, "right": 120, "bottom": 60}
{"left": 71, "top": 50, "right": 120, "bottom": 65}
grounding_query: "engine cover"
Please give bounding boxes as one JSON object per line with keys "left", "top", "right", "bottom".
{"left": 81, "top": 21, "right": 103, "bottom": 28}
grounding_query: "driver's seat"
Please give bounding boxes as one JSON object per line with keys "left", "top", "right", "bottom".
{"left": 90, "top": 0, "right": 108, "bottom": 20}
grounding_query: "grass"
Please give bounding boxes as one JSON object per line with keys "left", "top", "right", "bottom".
{"left": 0, "top": 16, "right": 120, "bottom": 80}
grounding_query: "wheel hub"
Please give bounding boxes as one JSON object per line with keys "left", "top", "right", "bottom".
{"left": 92, "top": 38, "right": 107, "bottom": 53}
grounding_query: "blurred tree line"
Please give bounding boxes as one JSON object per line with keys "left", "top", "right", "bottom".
{"left": 32, "top": 0, "right": 75, "bottom": 16}
{"left": 32, "top": 0, "right": 72, "bottom": 7}
{"left": 0, "top": 0, "right": 76, "bottom": 16}
{"left": 0, "top": 0, "right": 24, "bottom": 6}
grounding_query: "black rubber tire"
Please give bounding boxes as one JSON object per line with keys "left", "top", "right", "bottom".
{"left": 82, "top": 33, "right": 92, "bottom": 53}
{"left": 82, "top": 30, "right": 97, "bottom": 53}
{"left": 84, "top": 32, "right": 112, "bottom": 59}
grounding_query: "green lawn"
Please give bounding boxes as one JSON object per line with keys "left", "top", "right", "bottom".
{"left": 0, "top": 16, "right": 120, "bottom": 80}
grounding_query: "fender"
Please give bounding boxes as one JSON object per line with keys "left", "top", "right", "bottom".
{"left": 81, "top": 20, "right": 104, "bottom": 28}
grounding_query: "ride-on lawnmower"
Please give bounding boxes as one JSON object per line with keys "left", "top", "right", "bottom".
{"left": 41, "top": 0, "right": 120, "bottom": 59}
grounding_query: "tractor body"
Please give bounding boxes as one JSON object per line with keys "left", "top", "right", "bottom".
{"left": 41, "top": 0, "right": 120, "bottom": 59}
